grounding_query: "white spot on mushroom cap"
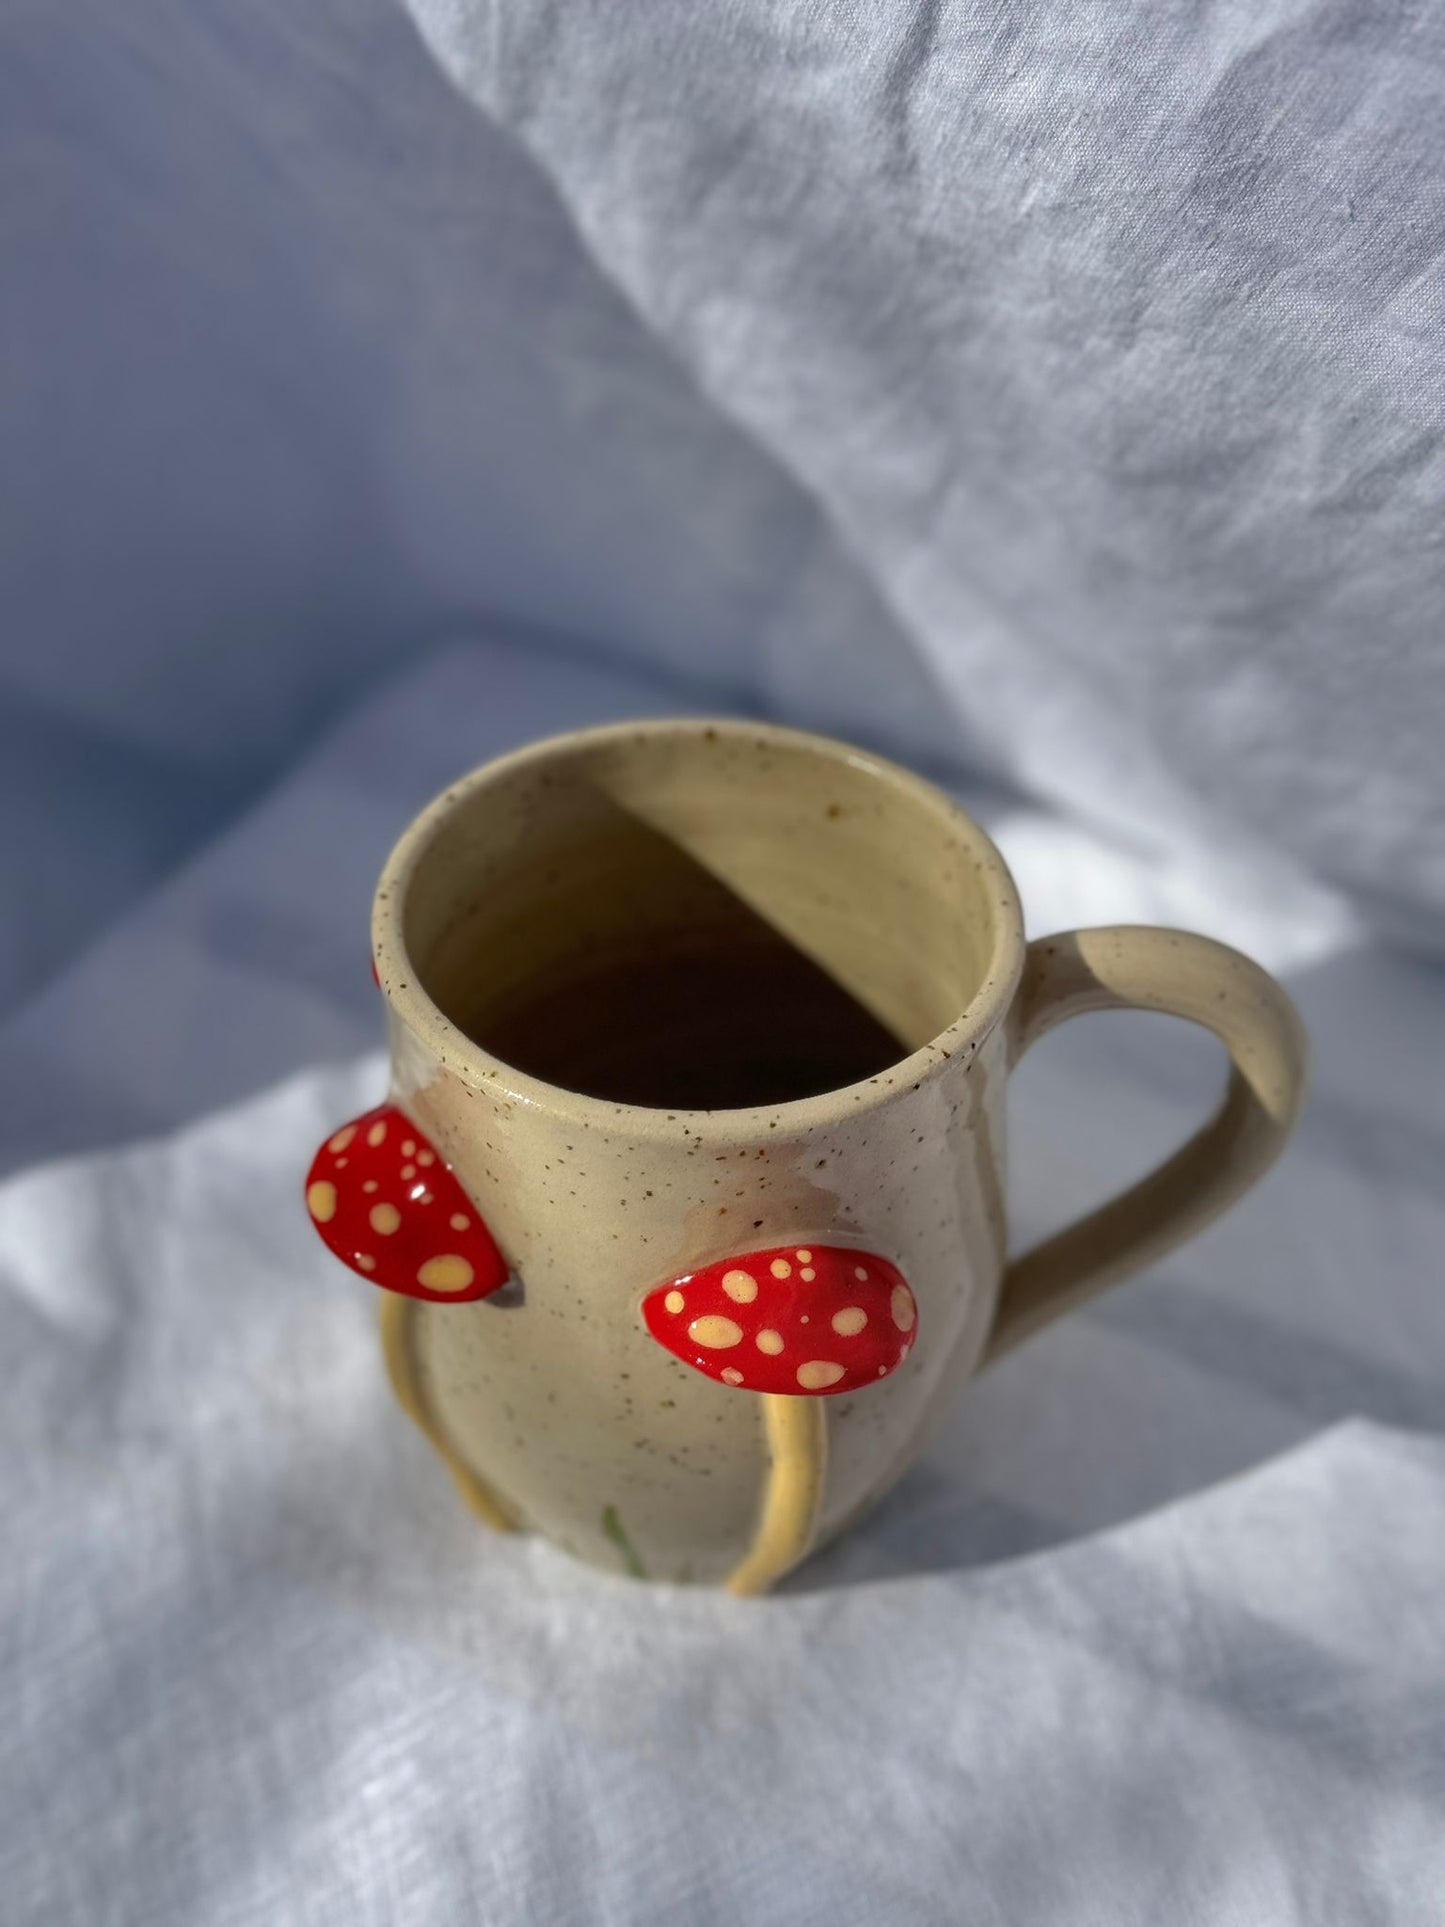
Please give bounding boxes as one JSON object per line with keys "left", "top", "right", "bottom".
{"left": 832, "top": 1306, "right": 868, "bottom": 1337}
{"left": 357, "top": 1254, "right": 376, "bottom": 1272}
{"left": 721, "top": 1367, "right": 744, "bottom": 1386}
{"left": 418, "top": 1254, "right": 474, "bottom": 1294}
{"left": 797, "top": 1360, "right": 845, "bottom": 1390}
{"left": 366, "top": 1120, "right": 387, "bottom": 1147}
{"left": 891, "top": 1284, "right": 915, "bottom": 1332}
{"left": 328, "top": 1126, "right": 357, "bottom": 1154}
{"left": 689, "top": 1314, "right": 743, "bottom": 1349}
{"left": 402, "top": 1139, "right": 416, "bottom": 1157}
{"left": 363, "top": 1179, "right": 378, "bottom": 1194}
{"left": 722, "top": 1269, "right": 757, "bottom": 1303}
{"left": 800, "top": 1266, "right": 816, "bottom": 1281}
{"left": 664, "top": 1289, "right": 685, "bottom": 1314}
{"left": 756, "top": 1329, "right": 784, "bottom": 1355}
{"left": 796, "top": 1249, "right": 812, "bottom": 1263}
{"left": 401, "top": 1163, "right": 416, "bottom": 1180}
{"left": 418, "top": 1150, "right": 435, "bottom": 1167}
{"left": 854, "top": 1266, "right": 868, "bottom": 1281}
{"left": 370, "top": 1203, "right": 401, "bottom": 1236}
{"left": 770, "top": 1258, "right": 792, "bottom": 1279}
{"left": 306, "top": 1181, "right": 337, "bottom": 1223}
{"left": 450, "top": 1213, "right": 470, "bottom": 1231}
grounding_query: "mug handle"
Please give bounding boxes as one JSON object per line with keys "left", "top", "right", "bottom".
{"left": 983, "top": 926, "right": 1308, "bottom": 1366}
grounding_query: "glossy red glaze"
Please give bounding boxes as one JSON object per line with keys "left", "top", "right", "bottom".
{"left": 304, "top": 1103, "right": 508, "bottom": 1303}
{"left": 642, "top": 1243, "right": 917, "bottom": 1396}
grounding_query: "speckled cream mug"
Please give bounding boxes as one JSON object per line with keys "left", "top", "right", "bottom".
{"left": 303, "top": 719, "right": 1307, "bottom": 1593}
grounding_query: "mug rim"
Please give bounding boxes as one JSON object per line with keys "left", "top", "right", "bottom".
{"left": 372, "top": 718, "right": 1025, "bottom": 1142}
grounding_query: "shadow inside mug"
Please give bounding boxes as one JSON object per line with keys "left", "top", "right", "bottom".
{"left": 782, "top": 940, "right": 1445, "bottom": 1592}
{"left": 427, "top": 786, "right": 911, "bottom": 1111}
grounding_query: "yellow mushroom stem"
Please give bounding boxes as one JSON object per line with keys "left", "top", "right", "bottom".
{"left": 725, "top": 1392, "right": 829, "bottom": 1596}
{"left": 378, "top": 1294, "right": 517, "bottom": 1534}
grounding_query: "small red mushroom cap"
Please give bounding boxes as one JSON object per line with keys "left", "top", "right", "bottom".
{"left": 642, "top": 1244, "right": 917, "bottom": 1395}
{"left": 304, "top": 1103, "right": 508, "bottom": 1303}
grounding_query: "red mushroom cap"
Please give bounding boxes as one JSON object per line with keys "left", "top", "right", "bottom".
{"left": 642, "top": 1244, "right": 917, "bottom": 1395}
{"left": 304, "top": 1103, "right": 508, "bottom": 1303}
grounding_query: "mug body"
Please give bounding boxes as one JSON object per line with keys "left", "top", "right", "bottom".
{"left": 373, "top": 720, "right": 1024, "bottom": 1585}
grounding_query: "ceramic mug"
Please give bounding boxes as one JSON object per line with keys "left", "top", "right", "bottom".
{"left": 303, "top": 720, "right": 1307, "bottom": 1593}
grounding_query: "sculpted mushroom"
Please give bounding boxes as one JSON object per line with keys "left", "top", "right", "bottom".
{"left": 642, "top": 1244, "right": 917, "bottom": 1594}
{"left": 304, "top": 1103, "right": 516, "bottom": 1533}
{"left": 304, "top": 1104, "right": 508, "bottom": 1303}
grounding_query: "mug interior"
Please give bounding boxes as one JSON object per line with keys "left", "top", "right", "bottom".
{"left": 381, "top": 721, "right": 1019, "bottom": 1113}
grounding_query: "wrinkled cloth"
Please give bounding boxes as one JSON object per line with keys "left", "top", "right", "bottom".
{"left": 0, "top": 0, "right": 951, "bottom": 1011}
{"left": 410, "top": 0, "right": 1445, "bottom": 943}
{"left": 4, "top": 0, "right": 1436, "bottom": 992}
{"left": 3, "top": 646, "right": 1444, "bottom": 1924}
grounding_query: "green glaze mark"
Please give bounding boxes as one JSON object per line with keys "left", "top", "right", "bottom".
{"left": 601, "top": 1504, "right": 648, "bottom": 1580}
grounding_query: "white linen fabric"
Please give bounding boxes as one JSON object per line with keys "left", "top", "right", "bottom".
{"left": 4, "top": 0, "right": 1437, "bottom": 987}
{"left": 0, "top": 0, "right": 956, "bottom": 1013}
{"left": 410, "top": 0, "right": 1445, "bottom": 946}
{"left": 3, "top": 646, "right": 1444, "bottom": 1923}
